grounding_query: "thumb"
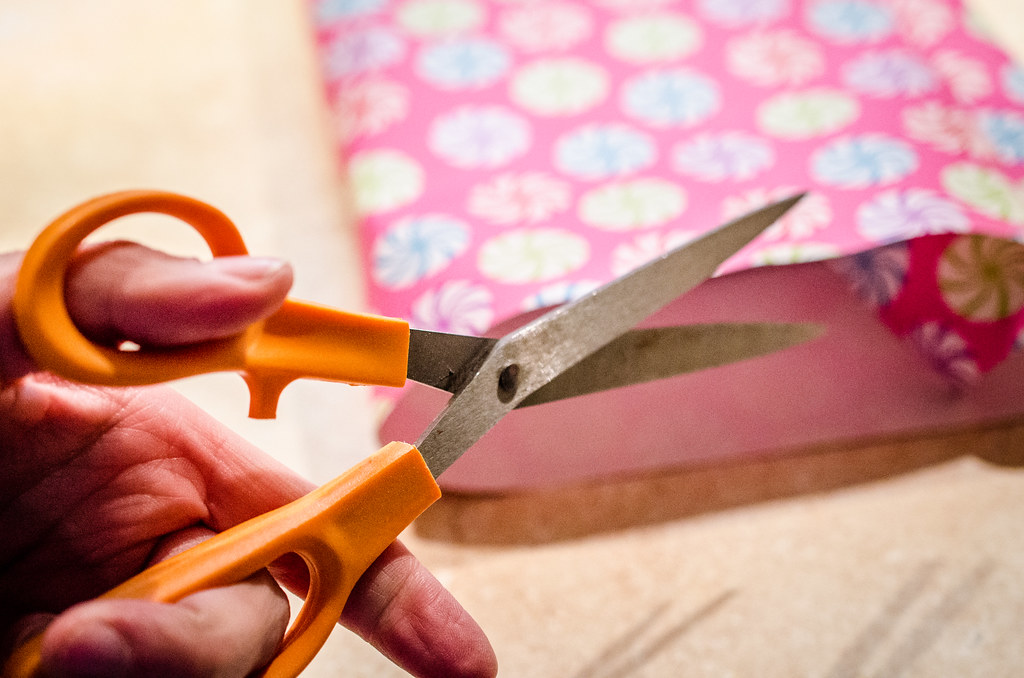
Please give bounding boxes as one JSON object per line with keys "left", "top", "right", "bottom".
{"left": 65, "top": 241, "right": 293, "bottom": 347}
{"left": 37, "top": 528, "right": 289, "bottom": 678}
{"left": 38, "top": 580, "right": 287, "bottom": 678}
{"left": 1, "top": 243, "right": 293, "bottom": 384}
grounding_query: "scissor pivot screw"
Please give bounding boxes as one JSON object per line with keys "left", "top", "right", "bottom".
{"left": 497, "top": 364, "right": 520, "bottom": 402}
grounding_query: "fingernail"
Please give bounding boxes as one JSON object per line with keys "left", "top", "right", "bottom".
{"left": 51, "top": 624, "right": 132, "bottom": 678}
{"left": 207, "top": 256, "right": 289, "bottom": 281}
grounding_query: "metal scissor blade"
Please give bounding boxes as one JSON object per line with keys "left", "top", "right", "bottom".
{"left": 407, "top": 329, "right": 496, "bottom": 393}
{"left": 408, "top": 322, "right": 821, "bottom": 400}
{"left": 517, "top": 321, "right": 822, "bottom": 408}
{"left": 416, "top": 194, "right": 805, "bottom": 478}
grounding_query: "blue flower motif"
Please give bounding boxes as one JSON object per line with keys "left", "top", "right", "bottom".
{"left": 373, "top": 215, "right": 471, "bottom": 289}
{"left": 315, "top": 0, "right": 387, "bottom": 23}
{"left": 811, "top": 134, "right": 918, "bottom": 188}
{"left": 1004, "top": 64, "right": 1024, "bottom": 104}
{"left": 843, "top": 50, "right": 938, "bottom": 98}
{"left": 554, "top": 124, "right": 656, "bottom": 180}
{"left": 323, "top": 26, "right": 405, "bottom": 77}
{"left": 417, "top": 38, "right": 511, "bottom": 89}
{"left": 621, "top": 69, "right": 720, "bottom": 128}
{"left": 807, "top": 0, "right": 894, "bottom": 43}
{"left": 697, "top": 0, "right": 789, "bottom": 25}
{"left": 831, "top": 242, "right": 909, "bottom": 307}
{"left": 522, "top": 281, "right": 602, "bottom": 312}
{"left": 980, "top": 110, "right": 1024, "bottom": 165}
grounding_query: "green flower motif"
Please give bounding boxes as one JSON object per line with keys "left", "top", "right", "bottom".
{"left": 396, "top": 0, "right": 484, "bottom": 37}
{"left": 939, "top": 235, "right": 1024, "bottom": 321}
{"left": 349, "top": 149, "right": 424, "bottom": 215}
{"left": 605, "top": 14, "right": 702, "bottom": 64}
{"left": 478, "top": 229, "right": 589, "bottom": 283}
{"left": 578, "top": 179, "right": 686, "bottom": 231}
{"left": 748, "top": 242, "right": 841, "bottom": 266}
{"left": 941, "top": 162, "right": 1024, "bottom": 225}
{"left": 758, "top": 89, "right": 860, "bottom": 139}
{"left": 510, "top": 58, "right": 609, "bottom": 116}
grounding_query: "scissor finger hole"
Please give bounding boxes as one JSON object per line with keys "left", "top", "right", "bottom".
{"left": 77, "top": 211, "right": 215, "bottom": 261}
{"left": 15, "top": 190, "right": 253, "bottom": 386}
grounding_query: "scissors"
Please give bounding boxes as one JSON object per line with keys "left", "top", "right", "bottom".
{"left": 5, "top": 190, "right": 814, "bottom": 677}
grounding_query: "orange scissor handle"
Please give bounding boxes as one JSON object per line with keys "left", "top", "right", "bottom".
{"left": 12, "top": 190, "right": 410, "bottom": 418}
{"left": 1, "top": 441, "right": 441, "bottom": 678}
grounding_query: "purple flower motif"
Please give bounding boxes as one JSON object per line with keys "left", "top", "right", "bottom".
{"left": 429, "top": 106, "right": 532, "bottom": 168}
{"left": 697, "top": 0, "right": 789, "bottom": 25}
{"left": 843, "top": 50, "right": 938, "bottom": 97}
{"left": 910, "top": 322, "right": 978, "bottom": 387}
{"left": 412, "top": 281, "right": 494, "bottom": 335}
{"left": 830, "top": 242, "right": 909, "bottom": 307}
{"left": 323, "top": 26, "right": 405, "bottom": 77}
{"left": 672, "top": 132, "right": 774, "bottom": 181}
{"left": 856, "top": 189, "right": 969, "bottom": 243}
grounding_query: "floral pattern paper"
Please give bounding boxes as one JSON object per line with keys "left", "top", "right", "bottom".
{"left": 312, "top": 0, "right": 1024, "bottom": 386}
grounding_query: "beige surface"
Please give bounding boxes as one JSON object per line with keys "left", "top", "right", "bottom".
{"left": 3, "top": 1, "right": 1024, "bottom": 676}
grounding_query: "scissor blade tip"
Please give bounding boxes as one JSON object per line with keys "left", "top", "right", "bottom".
{"left": 798, "top": 321, "right": 827, "bottom": 341}
{"left": 778, "top": 322, "right": 827, "bottom": 350}
{"left": 780, "top": 192, "right": 809, "bottom": 207}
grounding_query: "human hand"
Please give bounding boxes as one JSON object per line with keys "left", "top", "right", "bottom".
{"left": 0, "top": 242, "right": 497, "bottom": 678}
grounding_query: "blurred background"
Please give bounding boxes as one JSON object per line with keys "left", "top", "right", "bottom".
{"left": 4, "top": 1, "right": 1024, "bottom": 676}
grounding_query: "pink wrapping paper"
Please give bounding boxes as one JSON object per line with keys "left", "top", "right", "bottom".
{"left": 311, "top": 0, "right": 1024, "bottom": 489}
